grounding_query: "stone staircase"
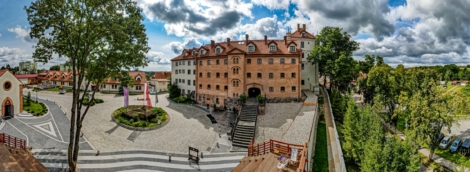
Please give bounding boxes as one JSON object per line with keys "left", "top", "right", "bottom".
{"left": 232, "top": 105, "right": 258, "bottom": 148}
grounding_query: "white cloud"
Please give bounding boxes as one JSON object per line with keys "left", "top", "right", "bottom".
{"left": 7, "top": 25, "right": 37, "bottom": 43}
{"left": 251, "top": 0, "right": 291, "bottom": 10}
{"left": 0, "top": 47, "right": 31, "bottom": 67}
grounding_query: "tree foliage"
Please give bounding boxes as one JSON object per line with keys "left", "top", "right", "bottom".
{"left": 308, "top": 26, "right": 360, "bottom": 91}
{"left": 50, "top": 65, "right": 60, "bottom": 70}
{"left": 25, "top": 1, "right": 149, "bottom": 171}
{"left": 168, "top": 83, "right": 180, "bottom": 99}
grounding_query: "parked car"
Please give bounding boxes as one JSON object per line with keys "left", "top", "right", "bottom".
{"left": 439, "top": 136, "right": 452, "bottom": 149}
{"left": 461, "top": 138, "right": 470, "bottom": 156}
{"left": 450, "top": 138, "right": 463, "bottom": 153}
{"left": 149, "top": 90, "right": 157, "bottom": 95}
{"left": 59, "top": 89, "right": 66, "bottom": 94}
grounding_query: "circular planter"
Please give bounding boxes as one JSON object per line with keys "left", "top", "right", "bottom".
{"left": 111, "top": 106, "right": 170, "bottom": 131}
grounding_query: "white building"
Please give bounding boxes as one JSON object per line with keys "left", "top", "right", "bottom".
{"left": 171, "top": 50, "right": 196, "bottom": 97}
{"left": 18, "top": 61, "right": 38, "bottom": 74}
{"left": 287, "top": 24, "right": 320, "bottom": 94}
{"left": 0, "top": 70, "right": 23, "bottom": 119}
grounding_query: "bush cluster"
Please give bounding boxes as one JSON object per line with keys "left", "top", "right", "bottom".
{"left": 80, "top": 98, "right": 104, "bottom": 106}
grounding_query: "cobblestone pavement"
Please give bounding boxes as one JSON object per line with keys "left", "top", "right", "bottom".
{"left": 0, "top": 96, "right": 92, "bottom": 150}
{"left": 255, "top": 103, "right": 303, "bottom": 143}
{"left": 24, "top": 89, "right": 220, "bottom": 154}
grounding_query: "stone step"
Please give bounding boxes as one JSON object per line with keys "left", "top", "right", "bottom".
{"left": 235, "top": 127, "right": 254, "bottom": 132}
{"left": 234, "top": 131, "right": 254, "bottom": 138}
{"left": 236, "top": 125, "right": 255, "bottom": 130}
{"left": 232, "top": 142, "right": 249, "bottom": 148}
{"left": 232, "top": 138, "right": 251, "bottom": 145}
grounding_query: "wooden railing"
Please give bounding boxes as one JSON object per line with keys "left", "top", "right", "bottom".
{"left": 248, "top": 138, "right": 308, "bottom": 172}
{"left": 0, "top": 133, "right": 27, "bottom": 149}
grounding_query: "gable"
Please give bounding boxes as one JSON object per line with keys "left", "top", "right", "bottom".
{"left": 227, "top": 48, "right": 245, "bottom": 54}
{"left": 1, "top": 70, "right": 23, "bottom": 85}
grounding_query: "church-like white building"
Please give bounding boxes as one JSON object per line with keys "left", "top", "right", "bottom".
{"left": 0, "top": 70, "right": 23, "bottom": 119}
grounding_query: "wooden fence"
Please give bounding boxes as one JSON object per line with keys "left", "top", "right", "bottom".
{"left": 0, "top": 133, "right": 27, "bottom": 149}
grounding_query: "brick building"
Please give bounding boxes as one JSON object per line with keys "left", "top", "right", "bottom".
{"left": 172, "top": 34, "right": 302, "bottom": 108}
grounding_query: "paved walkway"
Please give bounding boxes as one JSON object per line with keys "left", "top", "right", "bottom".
{"left": 321, "top": 88, "right": 345, "bottom": 172}
{"left": 380, "top": 119, "right": 464, "bottom": 171}
{"left": 32, "top": 149, "right": 246, "bottom": 172}
{"left": 0, "top": 98, "right": 92, "bottom": 150}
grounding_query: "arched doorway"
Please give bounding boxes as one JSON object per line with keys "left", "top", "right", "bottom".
{"left": 2, "top": 98, "right": 14, "bottom": 119}
{"left": 248, "top": 87, "right": 261, "bottom": 97}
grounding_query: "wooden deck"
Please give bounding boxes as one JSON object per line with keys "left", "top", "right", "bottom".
{"left": 231, "top": 153, "right": 299, "bottom": 172}
{"left": 0, "top": 144, "right": 48, "bottom": 172}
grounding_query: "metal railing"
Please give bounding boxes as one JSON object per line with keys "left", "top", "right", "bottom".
{"left": 0, "top": 133, "right": 27, "bottom": 149}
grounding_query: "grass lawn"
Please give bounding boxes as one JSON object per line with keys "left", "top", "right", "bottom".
{"left": 23, "top": 99, "right": 47, "bottom": 115}
{"left": 46, "top": 87, "right": 73, "bottom": 92}
{"left": 434, "top": 148, "right": 470, "bottom": 168}
{"left": 313, "top": 122, "right": 328, "bottom": 172}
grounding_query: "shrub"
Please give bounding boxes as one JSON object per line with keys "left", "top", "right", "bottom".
{"left": 239, "top": 93, "right": 248, "bottom": 104}
{"left": 256, "top": 94, "right": 265, "bottom": 104}
{"left": 172, "top": 96, "right": 187, "bottom": 103}
{"left": 94, "top": 98, "right": 104, "bottom": 103}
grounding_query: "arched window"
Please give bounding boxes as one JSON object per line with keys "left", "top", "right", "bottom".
{"left": 233, "top": 67, "right": 239, "bottom": 74}
{"left": 232, "top": 80, "right": 239, "bottom": 87}
{"left": 233, "top": 57, "right": 239, "bottom": 64}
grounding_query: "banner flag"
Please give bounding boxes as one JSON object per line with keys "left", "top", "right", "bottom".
{"left": 145, "top": 83, "right": 152, "bottom": 108}
{"left": 123, "top": 86, "right": 129, "bottom": 108}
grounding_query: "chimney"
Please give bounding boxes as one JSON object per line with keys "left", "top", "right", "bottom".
{"left": 211, "top": 40, "right": 215, "bottom": 48}
{"left": 303, "top": 24, "right": 306, "bottom": 30}
{"left": 297, "top": 23, "right": 300, "bottom": 30}
{"left": 227, "top": 38, "right": 231, "bottom": 46}
{"left": 284, "top": 36, "right": 287, "bottom": 45}
{"left": 264, "top": 35, "right": 267, "bottom": 45}
{"left": 245, "top": 34, "right": 249, "bottom": 45}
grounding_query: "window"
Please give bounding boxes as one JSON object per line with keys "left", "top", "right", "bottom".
{"left": 178, "top": 79, "right": 181, "bottom": 83}
{"left": 201, "top": 50, "right": 205, "bottom": 55}
{"left": 193, "top": 70, "right": 196, "bottom": 75}
{"left": 233, "top": 68, "right": 239, "bottom": 74}
{"left": 302, "top": 32, "right": 306, "bottom": 37}
{"left": 216, "top": 98, "right": 219, "bottom": 104}
{"left": 292, "top": 86, "right": 296, "bottom": 92}
{"left": 182, "top": 79, "right": 185, "bottom": 83}
{"left": 175, "top": 70, "right": 178, "bottom": 74}
{"left": 233, "top": 80, "right": 239, "bottom": 87}
{"left": 257, "top": 58, "right": 262, "bottom": 64}
{"left": 216, "top": 85, "right": 220, "bottom": 90}
{"left": 270, "top": 45, "right": 276, "bottom": 51}
{"left": 187, "top": 80, "right": 190, "bottom": 85}
{"left": 247, "top": 59, "right": 251, "bottom": 64}
{"left": 207, "top": 60, "right": 211, "bottom": 65}
{"left": 257, "top": 73, "right": 262, "bottom": 79}
{"left": 193, "top": 80, "right": 195, "bottom": 86}
{"left": 224, "top": 72, "right": 228, "bottom": 78}
{"left": 291, "top": 58, "right": 296, "bottom": 64}
{"left": 60, "top": 82, "right": 65, "bottom": 85}
{"left": 292, "top": 73, "right": 296, "bottom": 78}
{"left": 213, "top": 72, "right": 219, "bottom": 78}
{"left": 199, "top": 73, "right": 202, "bottom": 77}
{"left": 280, "top": 73, "right": 285, "bottom": 78}
{"left": 269, "top": 58, "right": 273, "bottom": 64}
{"left": 207, "top": 84, "right": 211, "bottom": 90}
{"left": 224, "top": 59, "right": 228, "bottom": 64}
{"left": 248, "top": 45, "right": 255, "bottom": 52}
{"left": 188, "top": 61, "right": 191, "bottom": 66}
{"left": 301, "top": 63, "right": 304, "bottom": 70}
{"left": 187, "top": 90, "right": 190, "bottom": 94}
{"left": 175, "top": 62, "right": 178, "bottom": 66}
{"left": 301, "top": 42, "right": 304, "bottom": 48}
{"left": 289, "top": 46, "right": 296, "bottom": 52}
{"left": 62, "top": 75, "right": 65, "bottom": 79}
{"left": 302, "top": 53, "right": 305, "bottom": 58}
{"left": 233, "top": 58, "right": 239, "bottom": 64}
{"left": 280, "top": 58, "right": 285, "bottom": 64}
{"left": 193, "top": 60, "right": 196, "bottom": 65}
{"left": 207, "top": 72, "right": 211, "bottom": 78}
{"left": 182, "top": 61, "right": 185, "bottom": 65}
{"left": 136, "top": 86, "right": 142, "bottom": 90}
{"left": 69, "top": 82, "right": 73, "bottom": 86}
{"left": 269, "top": 87, "right": 274, "bottom": 92}
{"left": 192, "top": 51, "right": 196, "bottom": 56}
{"left": 224, "top": 85, "right": 228, "bottom": 90}
{"left": 112, "top": 85, "right": 118, "bottom": 89}
{"left": 247, "top": 73, "right": 251, "bottom": 78}
{"left": 301, "top": 80, "right": 305, "bottom": 85}
{"left": 188, "top": 70, "right": 191, "bottom": 74}
{"left": 199, "top": 61, "right": 203, "bottom": 65}
{"left": 281, "top": 87, "right": 285, "bottom": 92}
{"left": 269, "top": 73, "right": 273, "bottom": 79}
{"left": 179, "top": 61, "right": 181, "bottom": 65}
{"left": 216, "top": 48, "right": 221, "bottom": 54}
{"left": 199, "top": 84, "right": 202, "bottom": 89}
{"left": 216, "top": 60, "right": 220, "bottom": 65}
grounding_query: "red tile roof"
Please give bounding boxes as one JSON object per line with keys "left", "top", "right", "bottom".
{"left": 37, "top": 70, "right": 75, "bottom": 82}
{"left": 104, "top": 71, "right": 147, "bottom": 85}
{"left": 153, "top": 72, "right": 171, "bottom": 79}
{"left": 0, "top": 70, "right": 6, "bottom": 76}
{"left": 171, "top": 35, "right": 302, "bottom": 61}
{"left": 15, "top": 74, "right": 39, "bottom": 79}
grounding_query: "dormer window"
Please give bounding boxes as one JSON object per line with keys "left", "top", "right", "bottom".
{"left": 70, "top": 75, "right": 73, "bottom": 78}
{"left": 248, "top": 45, "right": 255, "bottom": 52}
{"left": 54, "top": 74, "right": 58, "bottom": 78}
{"left": 184, "top": 52, "right": 188, "bottom": 56}
{"left": 62, "top": 74, "right": 66, "bottom": 79}
{"left": 302, "top": 32, "right": 306, "bottom": 37}
{"left": 192, "top": 51, "right": 196, "bottom": 55}
{"left": 216, "top": 48, "right": 221, "bottom": 54}
{"left": 136, "top": 76, "right": 142, "bottom": 81}
{"left": 269, "top": 45, "right": 276, "bottom": 51}
{"left": 289, "top": 46, "right": 296, "bottom": 52}
{"left": 201, "top": 50, "right": 205, "bottom": 55}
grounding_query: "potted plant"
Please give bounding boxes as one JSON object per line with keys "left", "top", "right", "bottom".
{"left": 256, "top": 94, "right": 265, "bottom": 104}
{"left": 239, "top": 93, "right": 248, "bottom": 105}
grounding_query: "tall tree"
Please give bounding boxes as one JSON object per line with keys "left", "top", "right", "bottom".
{"left": 308, "top": 26, "right": 360, "bottom": 91}
{"left": 25, "top": 1, "right": 149, "bottom": 171}
{"left": 367, "top": 64, "right": 399, "bottom": 126}
{"left": 375, "top": 56, "right": 385, "bottom": 66}
{"left": 50, "top": 65, "right": 60, "bottom": 70}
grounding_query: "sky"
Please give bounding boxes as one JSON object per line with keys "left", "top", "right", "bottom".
{"left": 0, "top": 0, "right": 469, "bottom": 71}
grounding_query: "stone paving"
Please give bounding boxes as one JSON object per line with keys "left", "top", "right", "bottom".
{"left": 24, "top": 89, "right": 220, "bottom": 154}
{"left": 255, "top": 102, "right": 303, "bottom": 143}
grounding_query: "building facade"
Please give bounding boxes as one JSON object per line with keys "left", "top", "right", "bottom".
{"left": 0, "top": 70, "right": 23, "bottom": 119}
{"left": 18, "top": 61, "right": 38, "bottom": 74}
{"left": 171, "top": 35, "right": 302, "bottom": 108}
{"left": 170, "top": 54, "right": 196, "bottom": 97}
{"left": 14, "top": 74, "right": 39, "bottom": 85}
{"left": 100, "top": 71, "right": 147, "bottom": 94}
{"left": 150, "top": 72, "right": 171, "bottom": 92}
{"left": 287, "top": 24, "right": 319, "bottom": 93}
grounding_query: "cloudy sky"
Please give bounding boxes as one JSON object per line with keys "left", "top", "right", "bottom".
{"left": 0, "top": 0, "right": 469, "bottom": 71}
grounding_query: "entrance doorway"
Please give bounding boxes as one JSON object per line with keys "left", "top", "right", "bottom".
{"left": 2, "top": 99, "right": 14, "bottom": 119}
{"left": 248, "top": 88, "right": 261, "bottom": 97}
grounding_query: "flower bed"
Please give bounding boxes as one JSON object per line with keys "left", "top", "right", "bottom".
{"left": 112, "top": 105, "right": 168, "bottom": 130}
{"left": 23, "top": 99, "right": 48, "bottom": 116}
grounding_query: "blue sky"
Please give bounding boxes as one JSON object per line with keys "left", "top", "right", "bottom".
{"left": 1, "top": 0, "right": 469, "bottom": 71}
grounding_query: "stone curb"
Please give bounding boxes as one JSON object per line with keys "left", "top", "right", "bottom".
{"left": 110, "top": 110, "right": 170, "bottom": 131}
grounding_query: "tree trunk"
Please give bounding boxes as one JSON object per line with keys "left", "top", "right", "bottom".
{"left": 429, "top": 149, "right": 434, "bottom": 159}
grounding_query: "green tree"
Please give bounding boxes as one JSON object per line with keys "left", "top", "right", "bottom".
{"left": 375, "top": 56, "right": 385, "bottom": 66}
{"left": 356, "top": 55, "right": 375, "bottom": 74}
{"left": 117, "top": 72, "right": 136, "bottom": 95}
{"left": 330, "top": 89, "right": 348, "bottom": 124}
{"left": 25, "top": 1, "right": 149, "bottom": 171}
{"left": 367, "top": 65, "right": 398, "bottom": 126}
{"left": 27, "top": 91, "right": 31, "bottom": 106}
{"left": 0, "top": 66, "right": 5, "bottom": 70}
{"left": 168, "top": 83, "right": 180, "bottom": 99}
{"left": 308, "top": 26, "right": 360, "bottom": 91}
{"left": 50, "top": 65, "right": 60, "bottom": 70}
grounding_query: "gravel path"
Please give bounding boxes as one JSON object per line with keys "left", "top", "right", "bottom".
{"left": 26, "top": 89, "right": 218, "bottom": 154}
